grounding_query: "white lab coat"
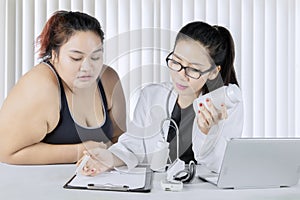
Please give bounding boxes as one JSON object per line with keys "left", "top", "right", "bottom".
{"left": 109, "top": 82, "right": 244, "bottom": 172}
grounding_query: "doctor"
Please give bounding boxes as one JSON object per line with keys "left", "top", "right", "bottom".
{"left": 81, "top": 21, "right": 244, "bottom": 175}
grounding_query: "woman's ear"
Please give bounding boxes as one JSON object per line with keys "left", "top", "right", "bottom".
{"left": 208, "top": 65, "right": 221, "bottom": 80}
{"left": 51, "top": 50, "right": 58, "bottom": 63}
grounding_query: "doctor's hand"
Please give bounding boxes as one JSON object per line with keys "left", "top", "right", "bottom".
{"left": 196, "top": 98, "right": 228, "bottom": 135}
{"left": 77, "top": 141, "right": 108, "bottom": 161}
{"left": 78, "top": 148, "right": 124, "bottom": 176}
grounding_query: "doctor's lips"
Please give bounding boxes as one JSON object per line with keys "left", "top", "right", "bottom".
{"left": 175, "top": 83, "right": 188, "bottom": 90}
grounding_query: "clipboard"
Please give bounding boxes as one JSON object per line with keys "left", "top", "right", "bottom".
{"left": 63, "top": 165, "right": 153, "bottom": 193}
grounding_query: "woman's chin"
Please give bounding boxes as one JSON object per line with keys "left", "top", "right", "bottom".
{"left": 73, "top": 80, "right": 94, "bottom": 89}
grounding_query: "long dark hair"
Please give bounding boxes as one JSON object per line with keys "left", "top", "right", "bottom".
{"left": 36, "top": 10, "right": 104, "bottom": 60}
{"left": 175, "top": 21, "right": 239, "bottom": 94}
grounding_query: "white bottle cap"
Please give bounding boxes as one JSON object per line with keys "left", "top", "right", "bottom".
{"left": 226, "top": 84, "right": 242, "bottom": 103}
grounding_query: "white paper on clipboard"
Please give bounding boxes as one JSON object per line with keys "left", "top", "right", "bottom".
{"left": 68, "top": 166, "right": 147, "bottom": 189}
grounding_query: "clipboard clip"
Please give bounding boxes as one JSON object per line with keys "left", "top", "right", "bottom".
{"left": 87, "top": 183, "right": 130, "bottom": 191}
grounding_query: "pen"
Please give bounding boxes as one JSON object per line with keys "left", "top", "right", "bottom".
{"left": 87, "top": 183, "right": 129, "bottom": 191}
{"left": 75, "top": 155, "right": 90, "bottom": 174}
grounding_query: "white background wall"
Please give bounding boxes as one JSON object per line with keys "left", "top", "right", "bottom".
{"left": 0, "top": 0, "right": 299, "bottom": 137}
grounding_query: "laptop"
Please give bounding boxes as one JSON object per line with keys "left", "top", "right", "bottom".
{"left": 198, "top": 138, "right": 300, "bottom": 189}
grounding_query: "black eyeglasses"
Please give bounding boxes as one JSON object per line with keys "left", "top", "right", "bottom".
{"left": 165, "top": 51, "right": 216, "bottom": 79}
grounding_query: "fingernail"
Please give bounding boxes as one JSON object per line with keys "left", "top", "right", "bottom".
{"left": 206, "top": 98, "right": 209, "bottom": 102}
{"left": 199, "top": 103, "right": 203, "bottom": 107}
{"left": 198, "top": 110, "right": 201, "bottom": 114}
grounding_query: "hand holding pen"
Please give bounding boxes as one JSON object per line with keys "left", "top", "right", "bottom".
{"left": 76, "top": 146, "right": 125, "bottom": 176}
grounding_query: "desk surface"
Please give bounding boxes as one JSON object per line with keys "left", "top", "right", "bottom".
{"left": 1, "top": 163, "right": 300, "bottom": 200}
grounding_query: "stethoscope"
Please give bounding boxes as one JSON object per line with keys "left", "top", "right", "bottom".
{"left": 160, "top": 88, "right": 180, "bottom": 159}
{"left": 163, "top": 88, "right": 196, "bottom": 183}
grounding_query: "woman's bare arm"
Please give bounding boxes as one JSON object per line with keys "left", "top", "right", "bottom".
{"left": 0, "top": 64, "right": 83, "bottom": 164}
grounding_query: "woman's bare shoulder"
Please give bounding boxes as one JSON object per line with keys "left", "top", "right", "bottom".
{"left": 100, "top": 65, "right": 120, "bottom": 84}
{"left": 0, "top": 63, "right": 60, "bottom": 129}
{"left": 100, "top": 65, "right": 120, "bottom": 92}
{"left": 15, "top": 63, "right": 58, "bottom": 96}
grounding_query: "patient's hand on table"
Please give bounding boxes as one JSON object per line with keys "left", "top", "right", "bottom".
{"left": 77, "top": 148, "right": 124, "bottom": 176}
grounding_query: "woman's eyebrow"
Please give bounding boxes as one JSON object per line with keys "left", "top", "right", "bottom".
{"left": 69, "top": 50, "right": 84, "bottom": 54}
{"left": 173, "top": 53, "right": 205, "bottom": 66}
{"left": 92, "top": 47, "right": 103, "bottom": 53}
{"left": 69, "top": 47, "right": 103, "bottom": 54}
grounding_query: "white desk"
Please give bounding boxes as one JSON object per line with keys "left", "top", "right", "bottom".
{"left": 0, "top": 163, "right": 299, "bottom": 200}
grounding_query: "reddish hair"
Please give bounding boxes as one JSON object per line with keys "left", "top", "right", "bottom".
{"left": 36, "top": 10, "right": 104, "bottom": 59}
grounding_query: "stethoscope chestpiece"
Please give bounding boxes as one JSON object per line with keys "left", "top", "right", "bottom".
{"left": 173, "top": 160, "right": 196, "bottom": 183}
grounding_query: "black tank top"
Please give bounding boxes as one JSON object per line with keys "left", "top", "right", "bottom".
{"left": 42, "top": 61, "right": 113, "bottom": 144}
